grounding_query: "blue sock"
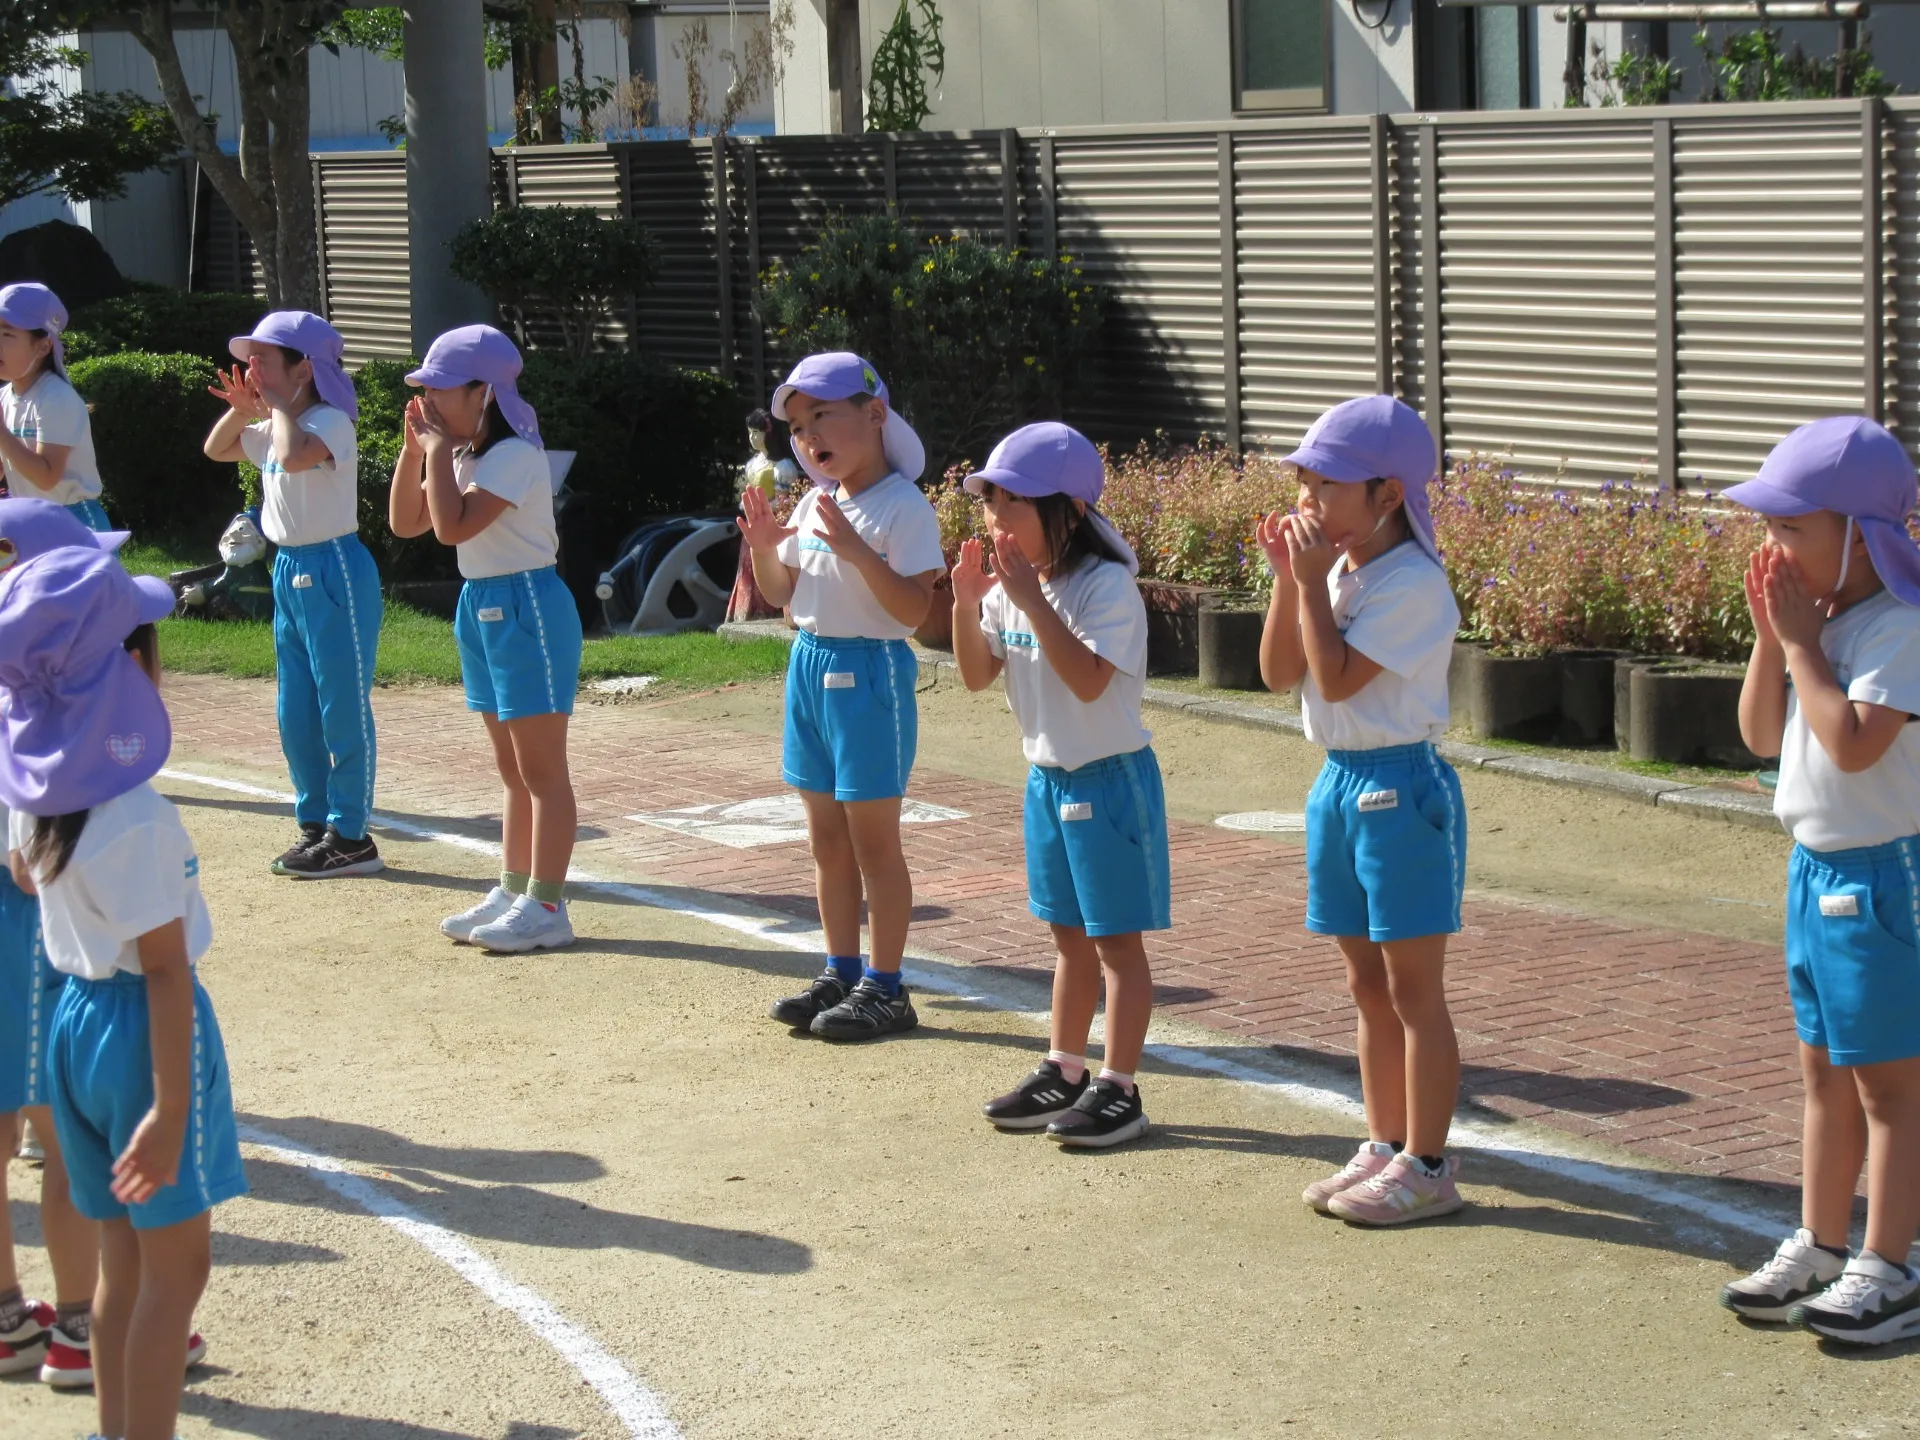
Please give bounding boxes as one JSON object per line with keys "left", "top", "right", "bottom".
{"left": 828, "top": 954, "right": 862, "bottom": 984}
{"left": 862, "top": 965, "right": 902, "bottom": 996}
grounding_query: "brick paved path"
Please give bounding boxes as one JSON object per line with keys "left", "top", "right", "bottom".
{"left": 166, "top": 673, "right": 1804, "bottom": 1191}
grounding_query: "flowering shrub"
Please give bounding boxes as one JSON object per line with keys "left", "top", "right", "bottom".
{"left": 926, "top": 437, "right": 1769, "bottom": 661}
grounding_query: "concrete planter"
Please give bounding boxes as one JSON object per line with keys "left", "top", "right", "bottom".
{"left": 1628, "top": 662, "right": 1759, "bottom": 767}
{"left": 1198, "top": 604, "right": 1265, "bottom": 690}
{"left": 1613, "top": 653, "right": 1671, "bottom": 753}
{"left": 1459, "top": 645, "right": 1561, "bottom": 742}
{"left": 1557, "top": 649, "right": 1631, "bottom": 746}
{"left": 1138, "top": 580, "right": 1219, "bottom": 675}
{"left": 915, "top": 572, "right": 955, "bottom": 650}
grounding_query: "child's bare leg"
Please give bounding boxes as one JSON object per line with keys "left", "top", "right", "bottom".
{"left": 1048, "top": 924, "right": 1102, "bottom": 1058}
{"left": 93, "top": 1217, "right": 141, "bottom": 1440}
{"left": 1094, "top": 932, "right": 1153, "bottom": 1075}
{"left": 22, "top": 1106, "right": 96, "bottom": 1305}
{"left": 1853, "top": 1055, "right": 1920, "bottom": 1261}
{"left": 507, "top": 713, "right": 577, "bottom": 885}
{"left": 798, "top": 791, "right": 862, "bottom": 958}
{"left": 1800, "top": 1042, "right": 1866, "bottom": 1248}
{"left": 481, "top": 712, "right": 532, "bottom": 876}
{"left": 1381, "top": 933, "right": 1459, "bottom": 1157}
{"left": 123, "top": 1213, "right": 210, "bottom": 1440}
{"left": 1336, "top": 936, "right": 1406, "bottom": 1144}
{"left": 843, "top": 797, "right": 909, "bottom": 973}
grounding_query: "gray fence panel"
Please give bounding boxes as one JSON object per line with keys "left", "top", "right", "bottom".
{"left": 1892, "top": 101, "right": 1920, "bottom": 467}
{"left": 316, "top": 153, "right": 411, "bottom": 365}
{"left": 1434, "top": 119, "right": 1657, "bottom": 484}
{"left": 891, "top": 134, "right": 1008, "bottom": 241}
{"left": 1051, "top": 133, "right": 1228, "bottom": 443}
{"left": 1233, "top": 124, "right": 1378, "bottom": 449}
{"left": 1673, "top": 109, "right": 1866, "bottom": 486}
{"left": 1393, "top": 126, "right": 1427, "bottom": 438}
{"left": 623, "top": 143, "right": 723, "bottom": 373}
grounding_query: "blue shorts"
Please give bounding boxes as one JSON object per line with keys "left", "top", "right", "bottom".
{"left": 48, "top": 972, "right": 248, "bottom": 1229}
{"left": 1306, "top": 742, "right": 1466, "bottom": 943}
{"left": 65, "top": 498, "right": 111, "bottom": 533}
{"left": 455, "top": 566, "right": 584, "bottom": 722}
{"left": 1025, "top": 748, "right": 1171, "bottom": 937}
{"left": 0, "top": 873, "right": 61, "bottom": 1113}
{"left": 782, "top": 632, "right": 918, "bottom": 802}
{"left": 1786, "top": 839, "right": 1920, "bottom": 1066}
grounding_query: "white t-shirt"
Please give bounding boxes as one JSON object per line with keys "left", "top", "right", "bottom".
{"left": 9, "top": 783, "right": 213, "bottom": 982}
{"left": 775, "top": 474, "right": 945, "bottom": 640}
{"left": 454, "top": 438, "right": 558, "bottom": 580}
{"left": 981, "top": 557, "right": 1152, "bottom": 770}
{"left": 1775, "top": 589, "right": 1920, "bottom": 851}
{"left": 1300, "top": 541, "right": 1460, "bottom": 752}
{"left": 240, "top": 404, "right": 359, "bottom": 547}
{"left": 2, "top": 371, "right": 102, "bottom": 505}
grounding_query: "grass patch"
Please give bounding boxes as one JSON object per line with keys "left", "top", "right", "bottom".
{"left": 127, "top": 541, "right": 789, "bottom": 691}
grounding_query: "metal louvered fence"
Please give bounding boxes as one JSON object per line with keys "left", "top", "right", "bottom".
{"left": 252, "top": 96, "right": 1920, "bottom": 486}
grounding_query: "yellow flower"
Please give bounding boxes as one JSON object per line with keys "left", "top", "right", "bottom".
{"left": 1023, "top": 356, "right": 1036, "bottom": 366}
{"left": 923, "top": 260, "right": 935, "bottom": 273}
{"left": 809, "top": 272, "right": 821, "bottom": 282}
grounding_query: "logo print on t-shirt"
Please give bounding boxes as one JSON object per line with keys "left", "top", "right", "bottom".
{"left": 106, "top": 733, "right": 146, "bottom": 766}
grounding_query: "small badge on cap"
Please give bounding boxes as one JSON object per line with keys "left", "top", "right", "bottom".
{"left": 1819, "top": 894, "right": 1860, "bottom": 917}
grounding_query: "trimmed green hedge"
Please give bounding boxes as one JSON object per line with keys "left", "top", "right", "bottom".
{"left": 68, "top": 352, "right": 240, "bottom": 543}
{"left": 64, "top": 289, "right": 266, "bottom": 372}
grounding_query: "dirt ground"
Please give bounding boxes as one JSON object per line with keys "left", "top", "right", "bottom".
{"left": 3, "top": 678, "right": 1906, "bottom": 1439}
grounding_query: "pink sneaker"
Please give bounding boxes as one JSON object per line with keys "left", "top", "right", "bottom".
{"left": 0, "top": 1299, "right": 52, "bottom": 1375}
{"left": 1302, "top": 1140, "right": 1398, "bottom": 1212}
{"left": 1328, "top": 1153, "right": 1465, "bottom": 1226}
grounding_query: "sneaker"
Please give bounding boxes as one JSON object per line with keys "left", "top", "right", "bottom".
{"left": 1327, "top": 1153, "right": 1465, "bottom": 1226}
{"left": 1788, "top": 1251, "right": 1920, "bottom": 1345}
{"left": 39, "top": 1319, "right": 90, "bottom": 1388}
{"left": 268, "top": 822, "right": 326, "bottom": 875}
{"left": 0, "top": 1299, "right": 51, "bottom": 1376}
{"left": 770, "top": 970, "right": 850, "bottom": 1027}
{"left": 1720, "top": 1228, "right": 1849, "bottom": 1321}
{"left": 1303, "top": 1140, "right": 1400, "bottom": 1213}
{"left": 469, "top": 895, "right": 575, "bottom": 954}
{"left": 441, "top": 886, "right": 517, "bottom": 943}
{"left": 278, "top": 828, "right": 383, "bottom": 880}
{"left": 1046, "top": 1079, "right": 1149, "bottom": 1148}
{"left": 187, "top": 1330, "right": 207, "bottom": 1369}
{"left": 809, "top": 977, "right": 918, "bottom": 1041}
{"left": 984, "top": 1061, "right": 1090, "bottom": 1130}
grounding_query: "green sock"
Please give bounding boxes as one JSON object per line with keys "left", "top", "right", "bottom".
{"left": 528, "top": 877, "right": 565, "bottom": 905}
{"left": 502, "top": 870, "right": 530, "bottom": 896}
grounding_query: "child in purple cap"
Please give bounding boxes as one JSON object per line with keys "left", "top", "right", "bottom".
{"left": 1256, "top": 394, "right": 1468, "bottom": 1226}
{"left": 0, "top": 547, "right": 235, "bottom": 1433}
{"left": 204, "top": 310, "right": 384, "bottom": 882}
{"left": 0, "top": 283, "right": 111, "bottom": 533}
{"left": 389, "top": 324, "right": 582, "bottom": 953}
{"left": 738, "top": 352, "right": 945, "bottom": 1039}
{"left": 1719, "top": 415, "right": 1920, "bottom": 1345}
{"left": 952, "top": 422, "right": 1168, "bottom": 1147}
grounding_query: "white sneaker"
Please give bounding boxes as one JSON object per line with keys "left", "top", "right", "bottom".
{"left": 1788, "top": 1250, "right": 1920, "bottom": 1345}
{"left": 1720, "top": 1228, "right": 1848, "bottom": 1321}
{"left": 441, "top": 886, "right": 517, "bottom": 943}
{"left": 469, "top": 894, "right": 575, "bottom": 954}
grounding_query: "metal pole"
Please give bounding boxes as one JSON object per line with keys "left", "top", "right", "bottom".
{"left": 403, "top": 0, "right": 493, "bottom": 350}
{"left": 1652, "top": 117, "right": 1676, "bottom": 488}
{"left": 1000, "top": 129, "right": 1019, "bottom": 251}
{"left": 310, "top": 157, "right": 329, "bottom": 322}
{"left": 1040, "top": 135, "right": 1057, "bottom": 260}
{"left": 1218, "top": 133, "right": 1241, "bottom": 452}
{"left": 713, "top": 139, "right": 734, "bottom": 382}
{"left": 745, "top": 145, "right": 765, "bottom": 395}
{"left": 1369, "top": 114, "right": 1393, "bottom": 397}
{"left": 1419, "top": 124, "right": 1445, "bottom": 458}
{"left": 1862, "top": 95, "right": 1885, "bottom": 422}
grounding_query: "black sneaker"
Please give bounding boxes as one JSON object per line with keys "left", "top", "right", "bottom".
{"left": 809, "top": 976, "right": 918, "bottom": 1041}
{"left": 770, "top": 970, "right": 850, "bottom": 1027}
{"left": 1046, "top": 1079, "right": 1148, "bottom": 1148}
{"left": 984, "top": 1061, "right": 1089, "bottom": 1130}
{"left": 269, "top": 823, "right": 326, "bottom": 875}
{"left": 278, "top": 828, "right": 384, "bottom": 879}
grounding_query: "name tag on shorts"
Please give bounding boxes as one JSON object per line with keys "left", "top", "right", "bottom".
{"left": 477, "top": 606, "right": 504, "bottom": 622}
{"left": 823, "top": 672, "right": 856, "bottom": 689}
{"left": 291, "top": 573, "right": 313, "bottom": 589}
{"left": 1060, "top": 802, "right": 1093, "bottom": 822}
{"left": 1357, "top": 788, "right": 1399, "bottom": 813}
{"left": 1819, "top": 894, "right": 1860, "bottom": 917}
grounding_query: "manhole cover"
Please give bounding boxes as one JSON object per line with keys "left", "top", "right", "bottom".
{"left": 1213, "top": 811, "right": 1307, "bottom": 833}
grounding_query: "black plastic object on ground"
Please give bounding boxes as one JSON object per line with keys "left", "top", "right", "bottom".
{"left": 594, "top": 516, "right": 741, "bottom": 635}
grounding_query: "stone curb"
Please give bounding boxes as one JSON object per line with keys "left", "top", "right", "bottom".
{"left": 716, "top": 621, "right": 1779, "bottom": 833}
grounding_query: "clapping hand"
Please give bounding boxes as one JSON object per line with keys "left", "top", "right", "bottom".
{"left": 208, "top": 365, "right": 267, "bottom": 422}
{"left": 1283, "top": 512, "right": 1343, "bottom": 587}
{"left": 1743, "top": 548, "right": 1777, "bottom": 648}
{"left": 402, "top": 396, "right": 439, "bottom": 456}
{"left": 736, "top": 484, "right": 797, "bottom": 552}
{"left": 809, "top": 493, "right": 876, "bottom": 566}
{"left": 1255, "top": 511, "right": 1293, "bottom": 579}
{"left": 950, "top": 537, "right": 997, "bottom": 608}
{"left": 1761, "top": 547, "right": 1826, "bottom": 650}
{"left": 990, "top": 531, "right": 1046, "bottom": 613}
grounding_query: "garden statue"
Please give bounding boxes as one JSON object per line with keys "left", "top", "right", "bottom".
{"left": 739, "top": 408, "right": 798, "bottom": 501}
{"left": 169, "top": 508, "right": 273, "bottom": 621}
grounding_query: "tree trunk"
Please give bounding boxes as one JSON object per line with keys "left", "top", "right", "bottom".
{"left": 530, "top": 0, "right": 563, "bottom": 142}
{"left": 263, "top": 6, "right": 320, "bottom": 312}
{"left": 131, "top": 0, "right": 283, "bottom": 303}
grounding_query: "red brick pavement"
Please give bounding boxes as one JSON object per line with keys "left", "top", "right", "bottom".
{"left": 165, "top": 674, "right": 1806, "bottom": 1190}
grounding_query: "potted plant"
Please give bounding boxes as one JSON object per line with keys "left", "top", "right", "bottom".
{"left": 1198, "top": 594, "right": 1266, "bottom": 690}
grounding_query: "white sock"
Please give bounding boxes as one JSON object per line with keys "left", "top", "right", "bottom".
{"left": 1047, "top": 1050, "right": 1087, "bottom": 1083}
{"left": 1098, "top": 1067, "right": 1136, "bottom": 1094}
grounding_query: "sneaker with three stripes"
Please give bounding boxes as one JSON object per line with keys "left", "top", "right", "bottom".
{"left": 984, "top": 1061, "right": 1090, "bottom": 1130}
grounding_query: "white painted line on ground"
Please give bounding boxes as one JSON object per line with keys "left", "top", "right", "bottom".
{"left": 166, "top": 767, "right": 1788, "bottom": 1251}
{"left": 239, "top": 1125, "right": 680, "bottom": 1440}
